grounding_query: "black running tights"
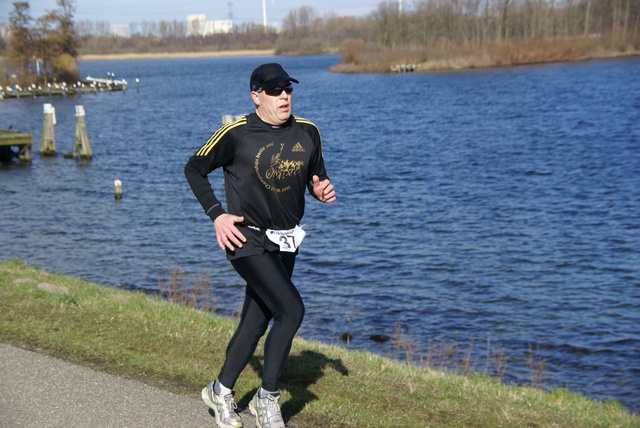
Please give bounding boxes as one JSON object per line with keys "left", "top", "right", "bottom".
{"left": 217, "top": 252, "right": 304, "bottom": 392}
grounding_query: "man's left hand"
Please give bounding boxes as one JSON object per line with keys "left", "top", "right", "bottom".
{"left": 312, "top": 175, "right": 336, "bottom": 203}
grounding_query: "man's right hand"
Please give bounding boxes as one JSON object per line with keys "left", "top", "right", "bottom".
{"left": 213, "top": 214, "right": 247, "bottom": 251}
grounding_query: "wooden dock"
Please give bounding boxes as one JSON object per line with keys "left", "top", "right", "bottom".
{"left": 0, "top": 130, "right": 32, "bottom": 164}
{"left": 1, "top": 77, "right": 128, "bottom": 99}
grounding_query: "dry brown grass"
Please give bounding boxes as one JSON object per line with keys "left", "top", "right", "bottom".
{"left": 78, "top": 50, "right": 274, "bottom": 61}
{"left": 157, "top": 266, "right": 218, "bottom": 312}
{"left": 390, "top": 323, "right": 552, "bottom": 387}
{"left": 331, "top": 37, "right": 640, "bottom": 73}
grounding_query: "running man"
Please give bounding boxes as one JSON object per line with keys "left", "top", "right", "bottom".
{"left": 184, "top": 63, "right": 336, "bottom": 428}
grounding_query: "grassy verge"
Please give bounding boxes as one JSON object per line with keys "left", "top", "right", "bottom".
{"left": 1, "top": 259, "right": 636, "bottom": 427}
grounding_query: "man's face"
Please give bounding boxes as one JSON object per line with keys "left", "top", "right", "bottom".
{"left": 252, "top": 81, "right": 293, "bottom": 126}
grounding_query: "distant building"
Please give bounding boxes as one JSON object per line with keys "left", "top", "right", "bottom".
{"left": 110, "top": 24, "right": 130, "bottom": 38}
{"left": 187, "top": 14, "right": 233, "bottom": 36}
{"left": 0, "top": 23, "right": 10, "bottom": 40}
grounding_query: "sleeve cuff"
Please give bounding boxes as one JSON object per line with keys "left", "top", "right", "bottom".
{"left": 206, "top": 204, "right": 226, "bottom": 221}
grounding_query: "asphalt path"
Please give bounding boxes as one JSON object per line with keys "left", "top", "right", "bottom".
{"left": 0, "top": 343, "right": 258, "bottom": 428}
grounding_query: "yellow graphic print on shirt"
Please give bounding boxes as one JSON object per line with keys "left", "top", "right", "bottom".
{"left": 255, "top": 142, "right": 304, "bottom": 193}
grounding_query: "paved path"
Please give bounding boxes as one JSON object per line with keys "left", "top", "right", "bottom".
{"left": 0, "top": 343, "right": 257, "bottom": 428}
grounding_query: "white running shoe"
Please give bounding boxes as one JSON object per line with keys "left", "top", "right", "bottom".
{"left": 249, "top": 389, "right": 286, "bottom": 428}
{"left": 201, "top": 381, "right": 244, "bottom": 428}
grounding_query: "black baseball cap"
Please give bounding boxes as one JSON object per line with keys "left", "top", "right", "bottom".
{"left": 250, "top": 63, "right": 299, "bottom": 91}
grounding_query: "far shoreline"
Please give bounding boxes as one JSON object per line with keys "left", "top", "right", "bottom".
{"left": 78, "top": 49, "right": 275, "bottom": 61}
{"left": 77, "top": 48, "right": 640, "bottom": 74}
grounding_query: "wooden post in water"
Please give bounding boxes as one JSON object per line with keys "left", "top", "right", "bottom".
{"left": 114, "top": 179, "right": 123, "bottom": 200}
{"left": 39, "top": 103, "right": 57, "bottom": 156}
{"left": 222, "top": 114, "right": 245, "bottom": 124}
{"left": 73, "top": 105, "right": 92, "bottom": 160}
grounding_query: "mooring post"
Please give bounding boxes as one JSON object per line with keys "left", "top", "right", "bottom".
{"left": 17, "top": 144, "right": 32, "bottom": 163}
{"left": 39, "top": 103, "right": 57, "bottom": 156}
{"left": 114, "top": 179, "right": 123, "bottom": 200}
{"left": 73, "top": 105, "right": 92, "bottom": 160}
{"left": 222, "top": 114, "right": 245, "bottom": 124}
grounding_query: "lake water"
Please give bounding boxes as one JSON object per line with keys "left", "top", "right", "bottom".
{"left": 1, "top": 54, "right": 638, "bottom": 413}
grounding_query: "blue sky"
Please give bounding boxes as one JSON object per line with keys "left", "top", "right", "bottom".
{"left": 0, "top": 0, "right": 381, "bottom": 27}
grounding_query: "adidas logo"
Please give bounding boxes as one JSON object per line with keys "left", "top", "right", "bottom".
{"left": 291, "top": 142, "right": 305, "bottom": 152}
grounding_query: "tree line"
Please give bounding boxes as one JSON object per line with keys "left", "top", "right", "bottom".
{"left": 278, "top": 0, "right": 639, "bottom": 69}
{"left": 69, "top": 0, "right": 640, "bottom": 52}
{"left": 362, "top": 0, "right": 639, "bottom": 49}
{"left": 2, "top": 0, "right": 639, "bottom": 85}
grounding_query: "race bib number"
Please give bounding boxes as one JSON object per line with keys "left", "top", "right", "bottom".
{"left": 266, "top": 225, "right": 306, "bottom": 252}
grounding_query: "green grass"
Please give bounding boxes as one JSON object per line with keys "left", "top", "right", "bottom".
{"left": 1, "top": 259, "right": 637, "bottom": 427}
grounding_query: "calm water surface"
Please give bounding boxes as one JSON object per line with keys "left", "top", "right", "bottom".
{"left": 1, "top": 54, "right": 638, "bottom": 412}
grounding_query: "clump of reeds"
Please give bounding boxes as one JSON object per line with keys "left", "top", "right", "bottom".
{"left": 528, "top": 343, "right": 549, "bottom": 386}
{"left": 390, "top": 322, "right": 548, "bottom": 387}
{"left": 157, "top": 266, "right": 218, "bottom": 312}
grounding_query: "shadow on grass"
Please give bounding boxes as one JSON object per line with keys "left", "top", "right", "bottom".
{"left": 239, "top": 350, "right": 349, "bottom": 422}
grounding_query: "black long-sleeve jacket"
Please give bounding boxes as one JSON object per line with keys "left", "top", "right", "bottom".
{"left": 184, "top": 113, "right": 329, "bottom": 259}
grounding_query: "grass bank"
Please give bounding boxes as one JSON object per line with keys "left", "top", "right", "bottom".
{"left": 0, "top": 259, "right": 637, "bottom": 427}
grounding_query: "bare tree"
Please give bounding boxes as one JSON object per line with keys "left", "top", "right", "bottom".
{"left": 373, "top": 0, "right": 403, "bottom": 47}
{"left": 76, "top": 19, "right": 94, "bottom": 37}
{"left": 282, "top": 6, "right": 319, "bottom": 38}
{"left": 94, "top": 20, "right": 110, "bottom": 36}
{"left": 584, "top": 0, "right": 592, "bottom": 34}
{"left": 129, "top": 22, "right": 139, "bottom": 37}
{"left": 158, "top": 20, "right": 170, "bottom": 39}
{"left": 140, "top": 20, "right": 158, "bottom": 37}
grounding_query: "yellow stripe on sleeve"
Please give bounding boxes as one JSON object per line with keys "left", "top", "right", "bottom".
{"left": 293, "top": 116, "right": 318, "bottom": 129}
{"left": 196, "top": 116, "right": 247, "bottom": 156}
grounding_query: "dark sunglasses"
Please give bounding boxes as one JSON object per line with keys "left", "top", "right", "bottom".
{"left": 259, "top": 85, "right": 293, "bottom": 96}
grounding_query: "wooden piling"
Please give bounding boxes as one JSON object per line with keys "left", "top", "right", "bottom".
{"left": 72, "top": 105, "right": 92, "bottom": 160}
{"left": 39, "top": 103, "right": 57, "bottom": 156}
{"left": 222, "top": 114, "right": 245, "bottom": 124}
{"left": 114, "top": 179, "right": 123, "bottom": 200}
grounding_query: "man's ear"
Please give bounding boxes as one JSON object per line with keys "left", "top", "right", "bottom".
{"left": 251, "top": 91, "right": 261, "bottom": 106}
